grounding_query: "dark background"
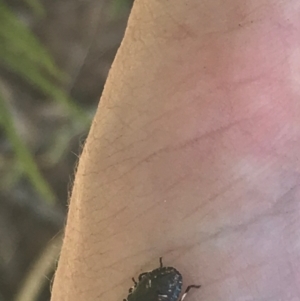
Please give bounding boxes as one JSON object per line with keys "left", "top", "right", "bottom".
{"left": 0, "top": 0, "right": 133, "bottom": 300}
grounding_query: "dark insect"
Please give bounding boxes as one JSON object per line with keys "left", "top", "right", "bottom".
{"left": 123, "top": 257, "right": 200, "bottom": 301}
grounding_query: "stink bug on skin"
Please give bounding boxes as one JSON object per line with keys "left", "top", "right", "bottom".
{"left": 123, "top": 257, "right": 200, "bottom": 301}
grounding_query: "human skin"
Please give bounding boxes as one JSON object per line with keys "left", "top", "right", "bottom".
{"left": 50, "top": 1, "right": 300, "bottom": 301}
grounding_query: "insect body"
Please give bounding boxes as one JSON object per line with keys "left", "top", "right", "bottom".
{"left": 123, "top": 258, "right": 200, "bottom": 301}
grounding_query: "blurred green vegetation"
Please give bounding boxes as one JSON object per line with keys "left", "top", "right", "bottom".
{"left": 0, "top": 0, "right": 133, "bottom": 301}
{"left": 0, "top": 0, "right": 90, "bottom": 205}
{"left": 110, "top": 0, "right": 132, "bottom": 17}
{"left": 23, "top": 0, "right": 46, "bottom": 17}
{"left": 0, "top": 93, "right": 57, "bottom": 204}
{"left": 0, "top": 0, "right": 132, "bottom": 206}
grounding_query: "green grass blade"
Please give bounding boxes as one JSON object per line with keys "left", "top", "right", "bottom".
{"left": 0, "top": 0, "right": 90, "bottom": 125}
{"left": 0, "top": 1, "right": 64, "bottom": 80}
{"left": 0, "top": 90, "right": 56, "bottom": 205}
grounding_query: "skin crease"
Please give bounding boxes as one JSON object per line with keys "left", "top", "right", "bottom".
{"left": 51, "top": 1, "right": 300, "bottom": 301}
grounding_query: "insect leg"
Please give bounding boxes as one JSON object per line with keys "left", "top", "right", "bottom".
{"left": 128, "top": 277, "right": 137, "bottom": 292}
{"left": 132, "top": 277, "right": 137, "bottom": 285}
{"left": 179, "top": 285, "right": 201, "bottom": 301}
{"left": 159, "top": 257, "right": 163, "bottom": 268}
